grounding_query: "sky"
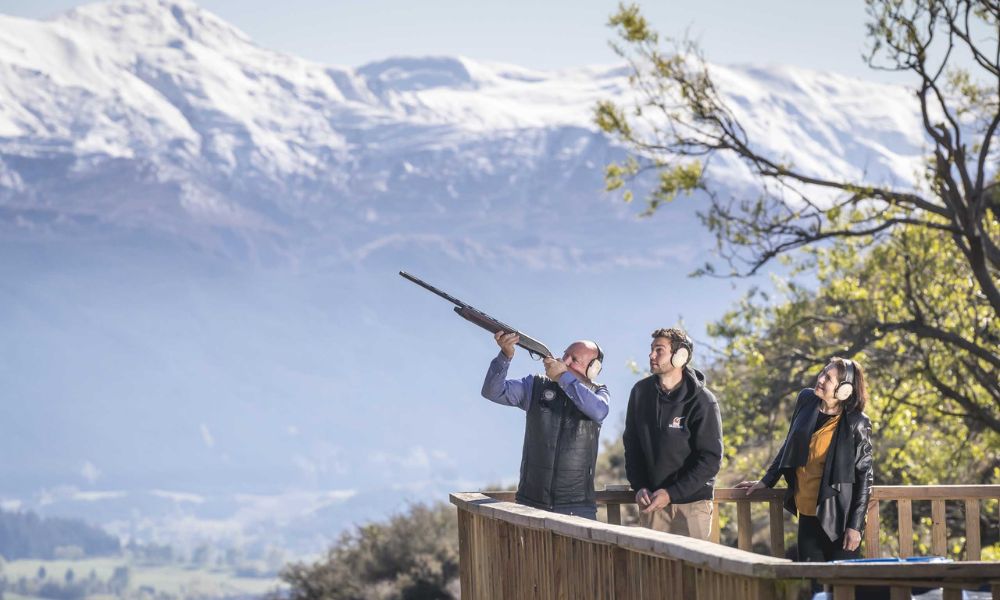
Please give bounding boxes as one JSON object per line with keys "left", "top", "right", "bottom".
{"left": 0, "top": 0, "right": 941, "bottom": 555}
{"left": 3, "top": 0, "right": 895, "bottom": 80}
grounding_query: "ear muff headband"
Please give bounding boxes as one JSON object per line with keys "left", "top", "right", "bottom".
{"left": 669, "top": 335, "right": 693, "bottom": 369}
{"left": 834, "top": 360, "right": 856, "bottom": 402}
{"left": 586, "top": 343, "right": 604, "bottom": 381}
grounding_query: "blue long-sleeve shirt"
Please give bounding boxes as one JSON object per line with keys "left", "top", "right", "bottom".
{"left": 481, "top": 352, "right": 610, "bottom": 423}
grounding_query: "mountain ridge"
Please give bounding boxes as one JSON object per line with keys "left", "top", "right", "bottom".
{"left": 1, "top": 0, "right": 925, "bottom": 268}
{"left": 0, "top": 0, "right": 933, "bottom": 555}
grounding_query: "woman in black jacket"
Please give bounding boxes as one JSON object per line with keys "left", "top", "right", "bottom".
{"left": 736, "top": 357, "right": 874, "bottom": 562}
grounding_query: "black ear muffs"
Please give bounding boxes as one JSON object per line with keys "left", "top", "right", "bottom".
{"left": 669, "top": 335, "right": 693, "bottom": 369}
{"left": 585, "top": 343, "right": 604, "bottom": 381}
{"left": 834, "top": 359, "right": 856, "bottom": 402}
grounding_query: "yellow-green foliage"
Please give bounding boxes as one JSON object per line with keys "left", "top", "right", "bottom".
{"left": 279, "top": 503, "right": 459, "bottom": 600}
{"left": 595, "top": 0, "right": 1000, "bottom": 559}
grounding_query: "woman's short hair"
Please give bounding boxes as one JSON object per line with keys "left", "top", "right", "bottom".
{"left": 830, "top": 357, "right": 868, "bottom": 413}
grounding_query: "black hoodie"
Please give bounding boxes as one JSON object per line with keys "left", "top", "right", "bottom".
{"left": 623, "top": 367, "right": 723, "bottom": 503}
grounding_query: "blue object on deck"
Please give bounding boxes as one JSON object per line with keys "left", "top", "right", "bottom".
{"left": 810, "top": 557, "right": 954, "bottom": 600}
{"left": 831, "top": 555, "right": 952, "bottom": 564}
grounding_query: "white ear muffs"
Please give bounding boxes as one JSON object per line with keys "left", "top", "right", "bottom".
{"left": 670, "top": 337, "right": 693, "bottom": 369}
{"left": 834, "top": 360, "right": 856, "bottom": 402}
{"left": 586, "top": 358, "right": 602, "bottom": 381}
{"left": 585, "top": 343, "right": 604, "bottom": 381}
{"left": 670, "top": 347, "right": 690, "bottom": 369}
{"left": 834, "top": 381, "right": 854, "bottom": 402}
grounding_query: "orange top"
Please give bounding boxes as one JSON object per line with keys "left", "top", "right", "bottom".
{"left": 794, "top": 413, "right": 841, "bottom": 516}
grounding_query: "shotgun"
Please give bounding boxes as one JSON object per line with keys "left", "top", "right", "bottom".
{"left": 399, "top": 271, "right": 553, "bottom": 360}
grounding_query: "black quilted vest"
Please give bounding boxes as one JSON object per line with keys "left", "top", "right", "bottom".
{"left": 515, "top": 376, "right": 601, "bottom": 509}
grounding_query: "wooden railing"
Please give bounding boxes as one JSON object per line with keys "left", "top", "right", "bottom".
{"left": 460, "top": 485, "right": 1000, "bottom": 599}
{"left": 483, "top": 485, "right": 998, "bottom": 560}
{"left": 863, "top": 485, "right": 996, "bottom": 560}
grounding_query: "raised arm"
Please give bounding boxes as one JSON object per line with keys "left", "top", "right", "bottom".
{"left": 481, "top": 332, "right": 533, "bottom": 410}
{"left": 556, "top": 372, "right": 609, "bottom": 423}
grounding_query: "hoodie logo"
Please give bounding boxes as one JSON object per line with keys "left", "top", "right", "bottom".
{"left": 542, "top": 389, "right": 557, "bottom": 401}
{"left": 669, "top": 416, "right": 685, "bottom": 429}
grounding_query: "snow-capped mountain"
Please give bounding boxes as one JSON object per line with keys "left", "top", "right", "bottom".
{"left": 0, "top": 0, "right": 929, "bottom": 555}
{"left": 0, "top": 0, "right": 925, "bottom": 266}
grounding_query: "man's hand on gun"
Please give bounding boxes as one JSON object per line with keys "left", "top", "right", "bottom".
{"left": 495, "top": 331, "right": 571, "bottom": 380}
{"left": 494, "top": 331, "right": 520, "bottom": 359}
{"left": 543, "top": 356, "right": 568, "bottom": 380}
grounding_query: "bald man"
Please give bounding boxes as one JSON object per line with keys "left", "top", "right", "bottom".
{"left": 481, "top": 332, "right": 610, "bottom": 519}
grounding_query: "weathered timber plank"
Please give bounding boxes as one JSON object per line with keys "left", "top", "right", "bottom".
{"left": 871, "top": 485, "right": 1000, "bottom": 500}
{"left": 833, "top": 584, "right": 856, "bottom": 600}
{"left": 714, "top": 488, "right": 787, "bottom": 501}
{"left": 864, "top": 499, "right": 880, "bottom": 558}
{"left": 897, "top": 499, "right": 913, "bottom": 558}
{"left": 932, "top": 499, "right": 947, "bottom": 557}
{"left": 965, "top": 498, "right": 981, "bottom": 561}
{"left": 737, "top": 500, "right": 752, "bottom": 551}
{"left": 769, "top": 500, "right": 785, "bottom": 558}
{"left": 890, "top": 587, "right": 910, "bottom": 600}
{"left": 606, "top": 502, "right": 621, "bottom": 526}
{"left": 773, "top": 561, "right": 1000, "bottom": 579}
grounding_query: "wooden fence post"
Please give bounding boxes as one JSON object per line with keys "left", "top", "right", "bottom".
{"left": 864, "top": 499, "right": 880, "bottom": 558}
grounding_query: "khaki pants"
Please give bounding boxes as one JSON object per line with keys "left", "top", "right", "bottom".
{"left": 639, "top": 499, "right": 713, "bottom": 540}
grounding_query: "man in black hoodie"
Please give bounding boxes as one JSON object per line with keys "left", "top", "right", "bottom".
{"left": 623, "top": 328, "right": 723, "bottom": 539}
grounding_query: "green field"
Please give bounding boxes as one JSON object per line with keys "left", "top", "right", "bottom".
{"left": 2, "top": 557, "right": 283, "bottom": 599}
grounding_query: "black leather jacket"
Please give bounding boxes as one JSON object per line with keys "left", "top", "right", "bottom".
{"left": 761, "top": 389, "right": 874, "bottom": 542}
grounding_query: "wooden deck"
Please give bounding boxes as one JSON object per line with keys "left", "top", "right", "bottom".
{"left": 452, "top": 485, "right": 1000, "bottom": 599}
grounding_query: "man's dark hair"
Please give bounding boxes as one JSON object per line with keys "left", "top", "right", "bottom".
{"left": 650, "top": 327, "right": 691, "bottom": 353}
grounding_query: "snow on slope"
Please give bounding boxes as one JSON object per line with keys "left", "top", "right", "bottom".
{"left": 0, "top": 0, "right": 938, "bottom": 554}
{"left": 0, "top": 0, "right": 929, "bottom": 264}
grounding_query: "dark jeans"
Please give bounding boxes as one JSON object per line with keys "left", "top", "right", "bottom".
{"left": 798, "top": 515, "right": 861, "bottom": 596}
{"left": 797, "top": 515, "right": 860, "bottom": 562}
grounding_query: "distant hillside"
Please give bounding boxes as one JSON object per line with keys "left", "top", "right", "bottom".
{"left": 0, "top": 509, "right": 120, "bottom": 559}
{"left": 0, "top": 0, "right": 930, "bottom": 556}
{"left": 0, "top": 0, "right": 922, "bottom": 263}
